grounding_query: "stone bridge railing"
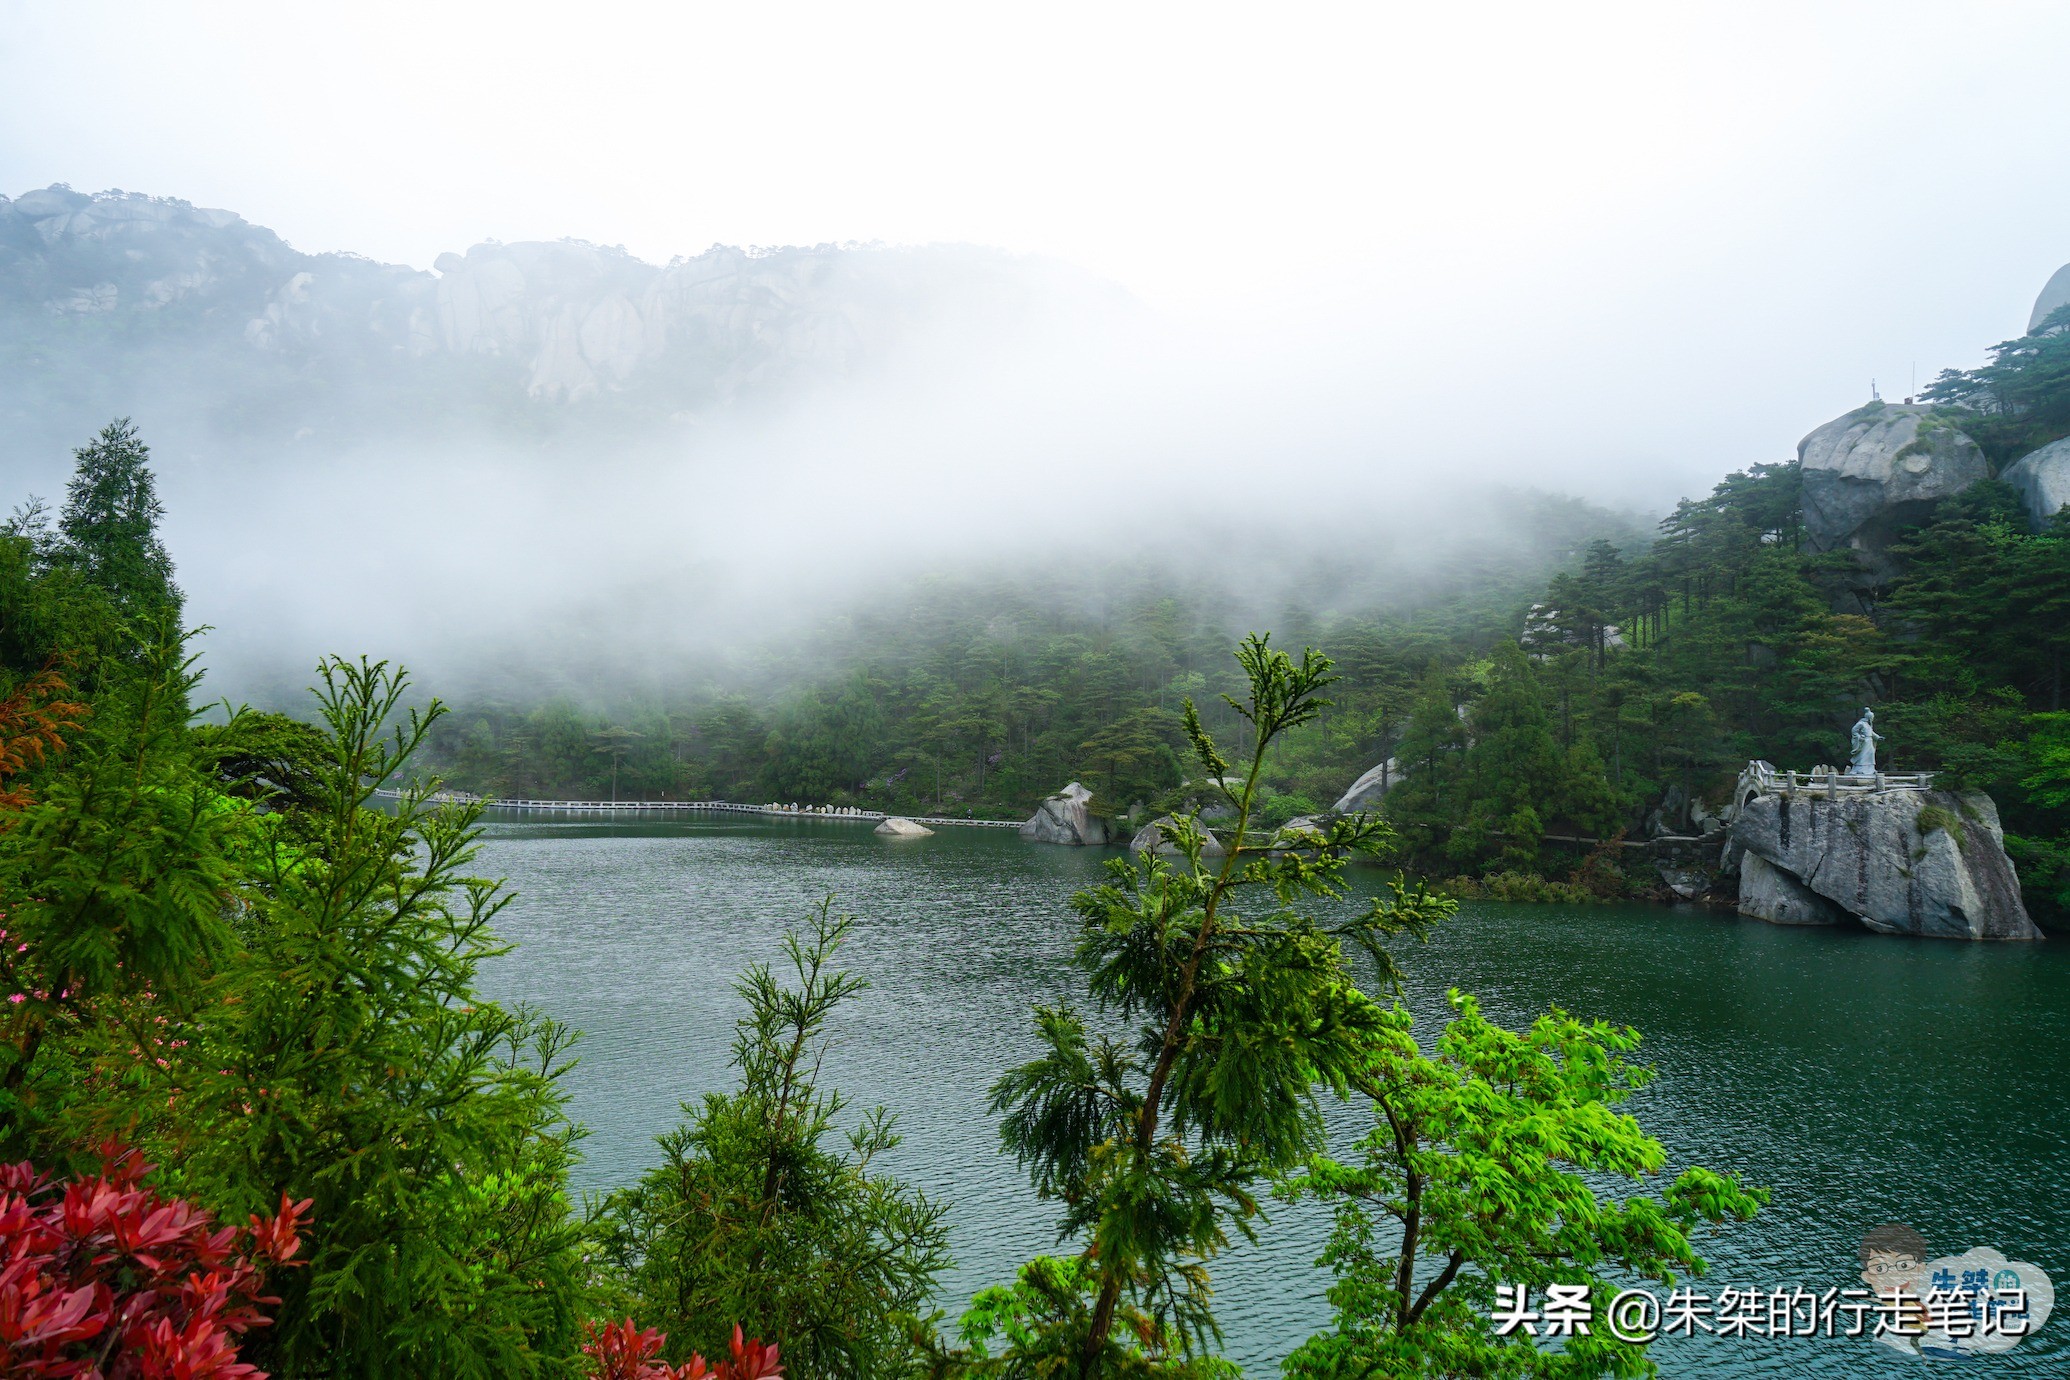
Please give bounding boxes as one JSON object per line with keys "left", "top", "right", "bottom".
{"left": 1736, "top": 759, "right": 1935, "bottom": 807}
{"left": 364, "top": 788, "right": 1024, "bottom": 828}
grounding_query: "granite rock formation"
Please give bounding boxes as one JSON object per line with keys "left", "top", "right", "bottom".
{"left": 2001, "top": 437, "right": 2070, "bottom": 532}
{"left": 1269, "top": 816, "right": 1332, "bottom": 854}
{"left": 1735, "top": 852, "right": 1847, "bottom": 925}
{"left": 1276, "top": 816, "right": 1329, "bottom": 841}
{"left": 874, "top": 816, "right": 934, "bottom": 838}
{"left": 1799, "top": 403, "right": 1989, "bottom": 582}
{"left": 1332, "top": 759, "right": 1401, "bottom": 814}
{"left": 1645, "top": 783, "right": 1726, "bottom": 839}
{"left": 1729, "top": 785, "right": 2039, "bottom": 940}
{"left": 1020, "top": 782, "right": 1110, "bottom": 846}
{"left": 2032, "top": 262, "right": 2070, "bottom": 334}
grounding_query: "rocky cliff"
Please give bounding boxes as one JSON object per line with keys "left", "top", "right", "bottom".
{"left": 422, "top": 235, "right": 1095, "bottom": 404}
{"left": 0, "top": 185, "right": 1116, "bottom": 458}
{"left": 1728, "top": 784, "right": 2039, "bottom": 940}
{"left": 1799, "top": 402, "right": 1990, "bottom": 582}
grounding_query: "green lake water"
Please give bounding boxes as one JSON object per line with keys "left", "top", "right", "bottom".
{"left": 474, "top": 816, "right": 2070, "bottom": 1377}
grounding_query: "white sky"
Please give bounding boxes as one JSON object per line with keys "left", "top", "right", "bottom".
{"left": 5, "top": 0, "right": 2070, "bottom": 508}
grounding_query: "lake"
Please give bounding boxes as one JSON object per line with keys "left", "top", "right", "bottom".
{"left": 473, "top": 815, "right": 2070, "bottom": 1377}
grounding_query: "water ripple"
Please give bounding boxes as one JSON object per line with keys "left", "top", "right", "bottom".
{"left": 475, "top": 820, "right": 2070, "bottom": 1377}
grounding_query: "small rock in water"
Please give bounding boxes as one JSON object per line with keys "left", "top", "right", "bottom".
{"left": 1020, "top": 782, "right": 1109, "bottom": 846}
{"left": 1128, "top": 814, "right": 1225, "bottom": 857}
{"left": 875, "top": 816, "right": 934, "bottom": 839}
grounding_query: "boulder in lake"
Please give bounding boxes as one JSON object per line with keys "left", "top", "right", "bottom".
{"left": 1020, "top": 782, "right": 1110, "bottom": 846}
{"left": 1729, "top": 784, "right": 2039, "bottom": 940}
{"left": 1735, "top": 852, "right": 1846, "bottom": 925}
{"left": 1267, "top": 816, "right": 1333, "bottom": 855}
{"left": 1655, "top": 862, "right": 1720, "bottom": 903}
{"left": 874, "top": 816, "right": 934, "bottom": 838}
{"left": 1799, "top": 403, "right": 1989, "bottom": 582}
{"left": 1128, "top": 814, "right": 1226, "bottom": 857}
{"left": 1332, "top": 759, "right": 1401, "bottom": 814}
{"left": 2001, "top": 436, "right": 2070, "bottom": 532}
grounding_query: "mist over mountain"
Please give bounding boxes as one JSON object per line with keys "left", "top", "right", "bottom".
{"left": 0, "top": 184, "right": 1119, "bottom": 474}
{"left": 2, "top": 182, "right": 1653, "bottom": 710}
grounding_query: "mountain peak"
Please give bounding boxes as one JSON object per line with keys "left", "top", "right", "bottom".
{"left": 1, "top": 186, "right": 1116, "bottom": 460}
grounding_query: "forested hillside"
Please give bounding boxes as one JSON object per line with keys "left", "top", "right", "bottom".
{"left": 422, "top": 310, "right": 2070, "bottom": 926}
{"left": 419, "top": 491, "right": 1648, "bottom": 823}
{"left": 1378, "top": 310, "right": 2070, "bottom": 922}
{"left": 6, "top": 309, "right": 2058, "bottom": 1378}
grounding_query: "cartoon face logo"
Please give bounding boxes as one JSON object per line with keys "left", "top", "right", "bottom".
{"left": 1859, "top": 1222, "right": 1932, "bottom": 1352}
{"left": 1853, "top": 1227, "right": 2055, "bottom": 1356}
{"left": 1860, "top": 1222, "right": 1928, "bottom": 1295}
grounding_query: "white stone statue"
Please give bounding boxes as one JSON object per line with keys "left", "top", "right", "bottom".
{"left": 1848, "top": 707, "right": 1883, "bottom": 777}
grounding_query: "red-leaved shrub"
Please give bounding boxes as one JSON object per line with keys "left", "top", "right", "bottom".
{"left": 582, "top": 1318, "right": 782, "bottom": 1380}
{"left": 0, "top": 1144, "right": 310, "bottom": 1378}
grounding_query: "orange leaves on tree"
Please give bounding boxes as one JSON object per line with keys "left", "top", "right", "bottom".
{"left": 0, "top": 665, "right": 85, "bottom": 814}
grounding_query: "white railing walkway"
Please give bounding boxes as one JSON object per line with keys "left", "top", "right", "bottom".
{"left": 1737, "top": 759, "right": 1935, "bottom": 800}
{"left": 365, "top": 788, "right": 1022, "bottom": 829}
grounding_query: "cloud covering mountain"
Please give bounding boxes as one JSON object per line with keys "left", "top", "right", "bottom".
{"left": 1, "top": 184, "right": 1118, "bottom": 474}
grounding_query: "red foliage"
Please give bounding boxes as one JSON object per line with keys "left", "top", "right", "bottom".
{"left": 0, "top": 665, "right": 85, "bottom": 815}
{"left": 582, "top": 1318, "right": 782, "bottom": 1380}
{"left": 0, "top": 1144, "right": 310, "bottom": 1378}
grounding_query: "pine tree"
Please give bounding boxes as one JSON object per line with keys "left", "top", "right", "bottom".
{"left": 1384, "top": 670, "right": 1469, "bottom": 842}
{"left": 170, "top": 659, "right": 590, "bottom": 1375}
{"left": 602, "top": 904, "right": 951, "bottom": 1378}
{"left": 57, "top": 418, "right": 180, "bottom": 622}
{"left": 1462, "top": 643, "right": 1567, "bottom": 864}
{"left": 968, "top": 636, "right": 1455, "bottom": 1376}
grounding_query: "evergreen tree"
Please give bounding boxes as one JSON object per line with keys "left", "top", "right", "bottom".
{"left": 0, "top": 626, "right": 237, "bottom": 1153}
{"left": 967, "top": 636, "right": 1455, "bottom": 1376}
{"left": 1462, "top": 643, "right": 1566, "bottom": 861}
{"left": 1381, "top": 670, "right": 1469, "bottom": 851}
{"left": 1077, "top": 707, "right": 1183, "bottom": 816}
{"left": 57, "top": 418, "right": 181, "bottom": 622}
{"left": 1887, "top": 485, "right": 2070, "bottom": 710}
{"left": 165, "top": 659, "right": 591, "bottom": 1376}
{"left": 602, "top": 903, "right": 951, "bottom": 1378}
{"left": 1922, "top": 304, "right": 2070, "bottom": 465}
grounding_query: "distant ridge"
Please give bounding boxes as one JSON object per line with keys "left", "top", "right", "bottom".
{"left": 0, "top": 185, "right": 1120, "bottom": 461}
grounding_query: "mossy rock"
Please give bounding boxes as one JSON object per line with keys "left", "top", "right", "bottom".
{"left": 1916, "top": 802, "right": 1967, "bottom": 850}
